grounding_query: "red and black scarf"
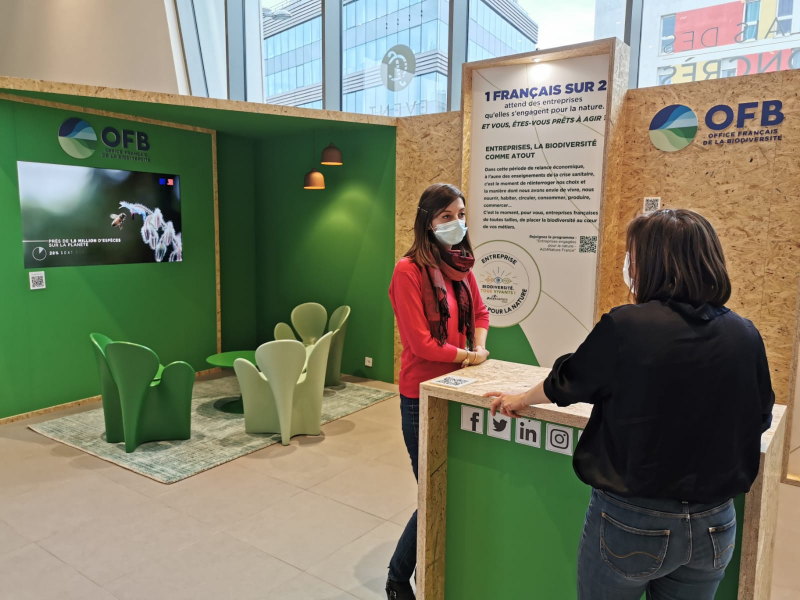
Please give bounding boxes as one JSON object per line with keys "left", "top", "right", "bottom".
{"left": 421, "top": 250, "right": 476, "bottom": 349}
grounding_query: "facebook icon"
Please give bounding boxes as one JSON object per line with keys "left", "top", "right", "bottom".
{"left": 460, "top": 405, "right": 484, "bottom": 435}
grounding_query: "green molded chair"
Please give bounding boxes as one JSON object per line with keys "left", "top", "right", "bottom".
{"left": 90, "top": 333, "right": 125, "bottom": 444}
{"left": 234, "top": 331, "right": 333, "bottom": 445}
{"left": 325, "top": 306, "right": 351, "bottom": 387}
{"left": 90, "top": 333, "right": 166, "bottom": 444}
{"left": 104, "top": 341, "right": 195, "bottom": 453}
{"left": 290, "top": 302, "right": 328, "bottom": 346}
{"left": 274, "top": 322, "right": 297, "bottom": 341}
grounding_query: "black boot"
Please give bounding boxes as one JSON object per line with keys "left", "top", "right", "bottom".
{"left": 385, "top": 577, "right": 415, "bottom": 599}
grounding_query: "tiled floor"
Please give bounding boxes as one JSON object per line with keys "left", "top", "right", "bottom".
{"left": 1, "top": 376, "right": 800, "bottom": 599}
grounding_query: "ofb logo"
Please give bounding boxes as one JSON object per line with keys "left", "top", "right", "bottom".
{"left": 58, "top": 118, "right": 97, "bottom": 159}
{"left": 381, "top": 45, "right": 416, "bottom": 92}
{"left": 649, "top": 105, "right": 698, "bottom": 152}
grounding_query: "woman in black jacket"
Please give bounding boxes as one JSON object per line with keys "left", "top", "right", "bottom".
{"left": 486, "top": 209, "right": 775, "bottom": 600}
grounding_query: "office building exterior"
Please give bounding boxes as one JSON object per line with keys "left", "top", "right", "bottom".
{"left": 263, "top": 0, "right": 538, "bottom": 115}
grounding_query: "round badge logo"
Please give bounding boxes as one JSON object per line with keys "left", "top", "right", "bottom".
{"left": 58, "top": 118, "right": 97, "bottom": 159}
{"left": 381, "top": 45, "right": 416, "bottom": 92}
{"left": 474, "top": 240, "right": 541, "bottom": 328}
{"left": 649, "top": 105, "right": 698, "bottom": 152}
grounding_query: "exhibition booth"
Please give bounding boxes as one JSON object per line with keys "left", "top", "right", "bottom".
{"left": 0, "top": 37, "right": 798, "bottom": 599}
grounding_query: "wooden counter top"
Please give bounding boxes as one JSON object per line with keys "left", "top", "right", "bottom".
{"left": 420, "top": 359, "right": 786, "bottom": 454}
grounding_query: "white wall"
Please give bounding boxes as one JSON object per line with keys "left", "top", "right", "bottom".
{"left": 0, "top": 0, "right": 187, "bottom": 94}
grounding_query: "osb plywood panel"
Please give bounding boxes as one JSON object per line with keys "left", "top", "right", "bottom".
{"left": 393, "top": 112, "right": 463, "bottom": 381}
{"left": 0, "top": 76, "right": 396, "bottom": 126}
{"left": 598, "top": 71, "right": 799, "bottom": 411}
{"left": 417, "top": 392, "right": 449, "bottom": 600}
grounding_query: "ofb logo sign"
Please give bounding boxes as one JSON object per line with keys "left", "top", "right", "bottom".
{"left": 649, "top": 105, "right": 698, "bottom": 152}
{"left": 381, "top": 45, "right": 416, "bottom": 92}
{"left": 58, "top": 118, "right": 97, "bottom": 159}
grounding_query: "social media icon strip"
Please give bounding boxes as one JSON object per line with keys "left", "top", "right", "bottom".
{"left": 487, "top": 413, "right": 512, "bottom": 441}
{"left": 460, "top": 405, "right": 484, "bottom": 434}
{"left": 545, "top": 423, "right": 574, "bottom": 456}
{"left": 515, "top": 418, "right": 542, "bottom": 448}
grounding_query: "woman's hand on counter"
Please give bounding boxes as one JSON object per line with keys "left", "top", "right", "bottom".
{"left": 485, "top": 382, "right": 552, "bottom": 418}
{"left": 485, "top": 392, "right": 527, "bottom": 419}
{"left": 462, "top": 346, "right": 490, "bottom": 368}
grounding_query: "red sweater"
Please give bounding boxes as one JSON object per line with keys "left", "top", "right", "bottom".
{"left": 389, "top": 257, "right": 490, "bottom": 399}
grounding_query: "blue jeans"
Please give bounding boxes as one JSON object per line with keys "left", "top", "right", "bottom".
{"left": 578, "top": 489, "right": 737, "bottom": 600}
{"left": 388, "top": 395, "right": 419, "bottom": 583}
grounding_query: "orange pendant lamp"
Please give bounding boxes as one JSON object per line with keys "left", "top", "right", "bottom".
{"left": 304, "top": 134, "right": 325, "bottom": 189}
{"left": 321, "top": 143, "right": 343, "bottom": 166}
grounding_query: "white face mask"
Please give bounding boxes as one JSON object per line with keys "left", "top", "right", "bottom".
{"left": 623, "top": 252, "right": 635, "bottom": 293}
{"left": 433, "top": 219, "right": 467, "bottom": 246}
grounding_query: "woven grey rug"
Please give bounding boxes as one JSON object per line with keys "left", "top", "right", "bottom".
{"left": 30, "top": 376, "right": 397, "bottom": 484}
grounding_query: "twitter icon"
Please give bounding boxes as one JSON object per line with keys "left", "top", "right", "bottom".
{"left": 488, "top": 413, "right": 512, "bottom": 441}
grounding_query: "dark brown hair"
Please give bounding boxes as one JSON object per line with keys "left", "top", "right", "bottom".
{"left": 626, "top": 208, "right": 731, "bottom": 307}
{"left": 404, "top": 183, "right": 473, "bottom": 268}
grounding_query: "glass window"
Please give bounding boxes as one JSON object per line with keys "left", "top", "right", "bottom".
{"left": 398, "top": 28, "right": 410, "bottom": 47}
{"left": 777, "top": 0, "right": 793, "bottom": 35}
{"left": 467, "top": 0, "right": 539, "bottom": 61}
{"left": 356, "top": 0, "right": 366, "bottom": 25}
{"left": 342, "top": 0, "right": 449, "bottom": 116}
{"left": 357, "top": 44, "right": 366, "bottom": 71}
{"left": 638, "top": 0, "right": 800, "bottom": 87}
{"left": 347, "top": 2, "right": 356, "bottom": 28}
{"left": 192, "top": 0, "right": 227, "bottom": 99}
{"left": 410, "top": 25, "right": 421, "bottom": 53}
{"left": 422, "top": 20, "right": 437, "bottom": 51}
{"left": 744, "top": 1, "right": 761, "bottom": 41}
{"left": 263, "top": 9, "right": 322, "bottom": 107}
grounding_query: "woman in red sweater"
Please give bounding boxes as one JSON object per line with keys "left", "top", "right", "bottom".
{"left": 385, "top": 183, "right": 490, "bottom": 599}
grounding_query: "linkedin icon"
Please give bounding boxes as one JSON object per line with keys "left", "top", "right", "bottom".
{"left": 515, "top": 418, "right": 541, "bottom": 448}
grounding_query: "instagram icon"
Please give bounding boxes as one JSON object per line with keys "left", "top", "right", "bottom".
{"left": 545, "top": 424, "right": 574, "bottom": 456}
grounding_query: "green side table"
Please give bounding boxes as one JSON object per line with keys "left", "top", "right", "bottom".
{"left": 206, "top": 350, "right": 257, "bottom": 414}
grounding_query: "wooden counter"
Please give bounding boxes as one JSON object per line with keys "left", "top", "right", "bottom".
{"left": 416, "top": 359, "right": 786, "bottom": 600}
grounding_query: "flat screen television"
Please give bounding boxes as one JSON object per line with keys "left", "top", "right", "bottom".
{"left": 18, "top": 161, "right": 182, "bottom": 268}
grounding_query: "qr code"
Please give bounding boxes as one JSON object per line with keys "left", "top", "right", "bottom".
{"left": 29, "top": 272, "right": 46, "bottom": 290}
{"left": 579, "top": 236, "right": 597, "bottom": 254}
{"left": 433, "top": 376, "right": 477, "bottom": 388}
{"left": 644, "top": 197, "right": 661, "bottom": 212}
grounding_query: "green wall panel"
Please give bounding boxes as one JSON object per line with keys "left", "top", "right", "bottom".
{"left": 486, "top": 325, "right": 539, "bottom": 366}
{"left": 256, "top": 128, "right": 397, "bottom": 383}
{"left": 217, "top": 134, "right": 258, "bottom": 352}
{"left": 0, "top": 100, "right": 217, "bottom": 418}
{"left": 444, "top": 402, "right": 744, "bottom": 599}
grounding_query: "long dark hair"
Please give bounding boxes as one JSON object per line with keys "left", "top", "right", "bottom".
{"left": 626, "top": 208, "right": 731, "bottom": 307}
{"left": 404, "top": 183, "right": 473, "bottom": 268}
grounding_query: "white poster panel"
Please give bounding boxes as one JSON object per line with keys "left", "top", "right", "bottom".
{"left": 468, "top": 54, "right": 610, "bottom": 366}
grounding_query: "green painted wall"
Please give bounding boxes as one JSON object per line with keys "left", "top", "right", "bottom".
{"left": 444, "top": 402, "right": 744, "bottom": 599}
{"left": 486, "top": 325, "right": 538, "bottom": 366}
{"left": 256, "top": 128, "right": 397, "bottom": 383}
{"left": 0, "top": 100, "right": 217, "bottom": 419}
{"left": 217, "top": 134, "right": 257, "bottom": 352}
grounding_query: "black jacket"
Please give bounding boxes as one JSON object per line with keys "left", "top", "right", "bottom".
{"left": 543, "top": 300, "right": 775, "bottom": 504}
